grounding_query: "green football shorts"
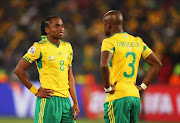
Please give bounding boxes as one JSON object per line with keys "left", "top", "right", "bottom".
{"left": 104, "top": 96, "right": 140, "bottom": 123}
{"left": 34, "top": 96, "right": 75, "bottom": 123}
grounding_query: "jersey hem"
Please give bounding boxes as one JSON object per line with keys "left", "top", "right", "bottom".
{"left": 106, "top": 95, "right": 140, "bottom": 102}
{"left": 143, "top": 51, "right": 153, "bottom": 59}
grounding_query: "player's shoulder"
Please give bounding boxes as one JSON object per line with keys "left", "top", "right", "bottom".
{"left": 135, "top": 36, "right": 143, "bottom": 41}
{"left": 37, "top": 39, "right": 48, "bottom": 45}
{"left": 102, "top": 37, "right": 115, "bottom": 43}
{"left": 60, "top": 40, "right": 72, "bottom": 47}
{"left": 30, "top": 39, "right": 47, "bottom": 50}
{"left": 127, "top": 33, "right": 143, "bottom": 42}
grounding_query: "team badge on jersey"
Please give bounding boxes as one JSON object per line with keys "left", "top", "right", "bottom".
{"left": 66, "top": 54, "right": 70, "bottom": 60}
{"left": 28, "top": 46, "right": 36, "bottom": 54}
{"left": 49, "top": 56, "right": 55, "bottom": 61}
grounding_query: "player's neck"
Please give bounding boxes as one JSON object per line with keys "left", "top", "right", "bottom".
{"left": 47, "top": 36, "right": 60, "bottom": 47}
{"left": 110, "top": 26, "right": 124, "bottom": 37}
{"left": 110, "top": 30, "right": 124, "bottom": 37}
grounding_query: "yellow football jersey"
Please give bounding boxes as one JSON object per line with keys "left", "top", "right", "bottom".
{"left": 101, "top": 32, "right": 153, "bottom": 102}
{"left": 23, "top": 37, "right": 73, "bottom": 97}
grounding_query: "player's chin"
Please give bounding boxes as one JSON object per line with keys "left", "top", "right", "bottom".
{"left": 104, "top": 31, "right": 110, "bottom": 36}
{"left": 56, "top": 35, "right": 64, "bottom": 39}
{"left": 105, "top": 33, "right": 110, "bottom": 36}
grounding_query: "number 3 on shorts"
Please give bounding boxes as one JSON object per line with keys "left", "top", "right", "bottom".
{"left": 124, "top": 52, "right": 136, "bottom": 78}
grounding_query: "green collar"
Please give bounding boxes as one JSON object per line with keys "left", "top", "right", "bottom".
{"left": 111, "top": 32, "right": 127, "bottom": 37}
{"left": 46, "top": 38, "right": 61, "bottom": 48}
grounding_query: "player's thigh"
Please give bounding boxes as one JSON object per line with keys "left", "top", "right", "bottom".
{"left": 104, "top": 101, "right": 112, "bottom": 123}
{"left": 104, "top": 98, "right": 131, "bottom": 123}
{"left": 61, "top": 97, "right": 74, "bottom": 123}
{"left": 130, "top": 97, "right": 140, "bottom": 123}
{"left": 34, "top": 96, "right": 62, "bottom": 123}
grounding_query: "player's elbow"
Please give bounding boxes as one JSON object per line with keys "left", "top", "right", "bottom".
{"left": 100, "top": 64, "right": 108, "bottom": 68}
{"left": 14, "top": 66, "right": 22, "bottom": 76}
{"left": 154, "top": 61, "right": 162, "bottom": 70}
{"left": 158, "top": 61, "right": 162, "bottom": 68}
{"left": 157, "top": 61, "right": 162, "bottom": 68}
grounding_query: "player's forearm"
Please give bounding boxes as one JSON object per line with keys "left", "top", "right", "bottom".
{"left": 69, "top": 77, "right": 78, "bottom": 104}
{"left": 100, "top": 65, "right": 110, "bottom": 88}
{"left": 68, "top": 67, "right": 78, "bottom": 104}
{"left": 14, "top": 68, "right": 33, "bottom": 89}
{"left": 143, "top": 63, "right": 161, "bottom": 86}
{"left": 143, "top": 53, "right": 162, "bottom": 87}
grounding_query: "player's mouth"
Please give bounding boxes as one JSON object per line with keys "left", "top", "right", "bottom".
{"left": 58, "top": 32, "right": 64, "bottom": 36}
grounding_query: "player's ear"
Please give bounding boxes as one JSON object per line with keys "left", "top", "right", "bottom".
{"left": 45, "top": 27, "right": 49, "bottom": 34}
{"left": 106, "top": 23, "right": 110, "bottom": 29}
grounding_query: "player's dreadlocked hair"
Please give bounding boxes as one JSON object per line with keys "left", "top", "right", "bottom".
{"left": 41, "top": 15, "right": 60, "bottom": 35}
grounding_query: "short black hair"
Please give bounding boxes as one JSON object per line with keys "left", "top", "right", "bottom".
{"left": 41, "top": 15, "right": 60, "bottom": 35}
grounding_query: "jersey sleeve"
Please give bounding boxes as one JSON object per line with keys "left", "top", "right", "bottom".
{"left": 101, "top": 39, "right": 115, "bottom": 54}
{"left": 68, "top": 44, "right": 73, "bottom": 67}
{"left": 23, "top": 42, "right": 41, "bottom": 63}
{"left": 140, "top": 39, "right": 153, "bottom": 59}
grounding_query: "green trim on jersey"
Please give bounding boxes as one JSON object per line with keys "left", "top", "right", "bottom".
{"left": 23, "top": 56, "right": 31, "bottom": 63}
{"left": 109, "top": 59, "right": 112, "bottom": 67}
{"left": 38, "top": 40, "right": 47, "bottom": 44}
{"left": 110, "top": 47, "right": 115, "bottom": 54}
{"left": 143, "top": 46, "right": 146, "bottom": 51}
{"left": 110, "top": 32, "right": 127, "bottom": 38}
{"left": 41, "top": 35, "right": 47, "bottom": 40}
{"left": 47, "top": 38, "right": 61, "bottom": 48}
{"left": 37, "top": 52, "right": 42, "bottom": 69}
{"left": 109, "top": 47, "right": 115, "bottom": 67}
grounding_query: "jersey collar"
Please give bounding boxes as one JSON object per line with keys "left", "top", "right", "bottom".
{"left": 46, "top": 38, "right": 61, "bottom": 48}
{"left": 112, "top": 32, "right": 127, "bottom": 37}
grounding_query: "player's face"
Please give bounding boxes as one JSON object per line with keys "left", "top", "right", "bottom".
{"left": 48, "top": 18, "right": 64, "bottom": 39}
{"left": 103, "top": 20, "right": 110, "bottom": 36}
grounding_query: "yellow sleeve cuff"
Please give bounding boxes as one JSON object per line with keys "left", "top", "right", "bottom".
{"left": 143, "top": 51, "right": 153, "bottom": 59}
{"left": 29, "top": 85, "right": 38, "bottom": 95}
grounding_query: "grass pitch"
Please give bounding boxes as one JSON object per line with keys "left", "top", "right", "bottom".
{"left": 0, "top": 117, "right": 179, "bottom": 123}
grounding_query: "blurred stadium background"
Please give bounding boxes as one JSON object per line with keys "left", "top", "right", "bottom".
{"left": 0, "top": 0, "right": 180, "bottom": 122}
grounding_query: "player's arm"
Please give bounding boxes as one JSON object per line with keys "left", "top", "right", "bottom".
{"left": 68, "top": 66, "right": 80, "bottom": 120}
{"left": 137, "top": 52, "right": 162, "bottom": 91}
{"left": 14, "top": 58, "right": 53, "bottom": 98}
{"left": 100, "top": 51, "right": 116, "bottom": 94}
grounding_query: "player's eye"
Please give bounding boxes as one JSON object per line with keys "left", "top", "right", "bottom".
{"left": 61, "top": 25, "right": 64, "bottom": 28}
{"left": 56, "top": 24, "right": 59, "bottom": 27}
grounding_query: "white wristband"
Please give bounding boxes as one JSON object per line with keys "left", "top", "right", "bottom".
{"left": 104, "top": 86, "right": 112, "bottom": 93}
{"left": 140, "top": 83, "right": 147, "bottom": 90}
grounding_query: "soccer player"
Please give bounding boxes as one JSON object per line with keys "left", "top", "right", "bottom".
{"left": 14, "top": 16, "right": 80, "bottom": 123}
{"left": 100, "top": 10, "right": 162, "bottom": 123}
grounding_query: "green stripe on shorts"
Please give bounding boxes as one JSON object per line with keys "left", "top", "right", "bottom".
{"left": 34, "top": 96, "right": 74, "bottom": 123}
{"left": 104, "top": 96, "right": 140, "bottom": 123}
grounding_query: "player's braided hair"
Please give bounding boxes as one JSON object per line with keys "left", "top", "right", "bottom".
{"left": 41, "top": 15, "right": 60, "bottom": 35}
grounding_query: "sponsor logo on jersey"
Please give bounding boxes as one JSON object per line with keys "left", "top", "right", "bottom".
{"left": 28, "top": 46, "right": 36, "bottom": 54}
{"left": 49, "top": 56, "right": 55, "bottom": 61}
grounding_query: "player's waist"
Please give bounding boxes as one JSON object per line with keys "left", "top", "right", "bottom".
{"left": 41, "top": 86, "right": 70, "bottom": 97}
{"left": 114, "top": 81, "right": 136, "bottom": 88}
{"left": 106, "top": 90, "right": 140, "bottom": 102}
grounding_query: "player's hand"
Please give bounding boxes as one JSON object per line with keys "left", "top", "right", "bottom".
{"left": 72, "top": 103, "right": 80, "bottom": 121}
{"left": 135, "top": 84, "right": 144, "bottom": 92}
{"left": 35, "top": 87, "right": 54, "bottom": 98}
{"left": 109, "top": 82, "right": 117, "bottom": 94}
